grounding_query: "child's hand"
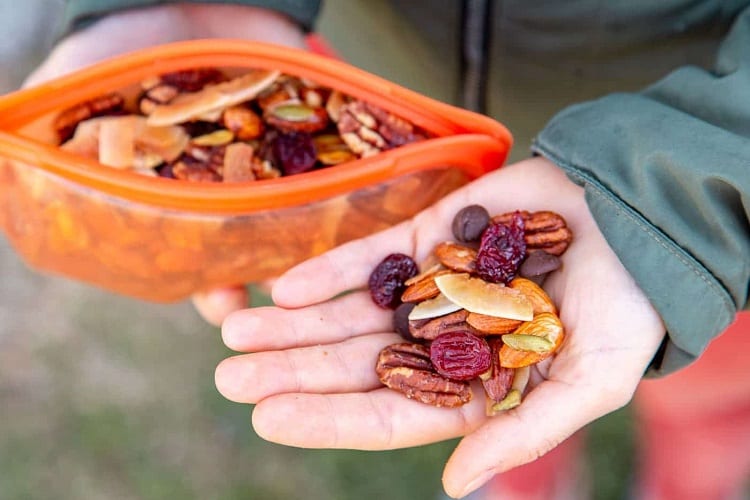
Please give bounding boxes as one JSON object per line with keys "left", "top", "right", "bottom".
{"left": 214, "top": 156, "right": 666, "bottom": 498}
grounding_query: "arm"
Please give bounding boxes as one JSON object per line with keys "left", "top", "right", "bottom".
{"left": 533, "top": 6, "right": 750, "bottom": 374}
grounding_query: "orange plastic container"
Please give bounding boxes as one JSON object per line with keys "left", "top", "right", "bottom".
{"left": 0, "top": 40, "right": 512, "bottom": 302}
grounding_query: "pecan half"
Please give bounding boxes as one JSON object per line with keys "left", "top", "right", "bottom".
{"left": 493, "top": 211, "right": 572, "bottom": 256}
{"left": 376, "top": 343, "right": 472, "bottom": 408}
{"left": 480, "top": 338, "right": 515, "bottom": 405}
{"left": 408, "top": 309, "right": 476, "bottom": 340}
{"left": 337, "top": 100, "right": 421, "bottom": 157}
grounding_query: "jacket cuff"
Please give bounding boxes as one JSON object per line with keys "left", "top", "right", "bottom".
{"left": 532, "top": 93, "right": 740, "bottom": 376}
{"left": 63, "top": 0, "right": 322, "bottom": 34}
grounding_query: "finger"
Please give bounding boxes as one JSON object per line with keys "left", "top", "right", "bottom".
{"left": 271, "top": 219, "right": 419, "bottom": 308}
{"left": 441, "top": 378, "right": 624, "bottom": 499}
{"left": 222, "top": 291, "right": 392, "bottom": 352}
{"left": 252, "top": 387, "right": 486, "bottom": 450}
{"left": 191, "top": 285, "right": 249, "bottom": 327}
{"left": 215, "top": 333, "right": 399, "bottom": 403}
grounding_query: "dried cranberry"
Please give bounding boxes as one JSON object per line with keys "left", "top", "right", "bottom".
{"left": 160, "top": 68, "right": 226, "bottom": 92}
{"left": 475, "top": 212, "right": 526, "bottom": 284}
{"left": 368, "top": 253, "right": 419, "bottom": 309}
{"left": 156, "top": 163, "right": 175, "bottom": 179}
{"left": 429, "top": 331, "right": 491, "bottom": 381}
{"left": 273, "top": 132, "right": 317, "bottom": 175}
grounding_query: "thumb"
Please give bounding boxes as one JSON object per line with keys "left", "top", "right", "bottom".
{"left": 442, "top": 378, "right": 617, "bottom": 498}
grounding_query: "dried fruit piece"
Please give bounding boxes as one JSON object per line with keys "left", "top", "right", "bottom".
{"left": 222, "top": 142, "right": 256, "bottom": 183}
{"left": 368, "top": 253, "right": 419, "bottom": 309}
{"left": 430, "top": 331, "right": 492, "bottom": 381}
{"left": 499, "top": 312, "right": 565, "bottom": 368}
{"left": 494, "top": 210, "right": 573, "bottom": 256}
{"left": 147, "top": 69, "right": 280, "bottom": 126}
{"left": 452, "top": 204, "right": 490, "bottom": 243}
{"left": 434, "top": 273, "right": 533, "bottom": 321}
{"left": 272, "top": 132, "right": 317, "bottom": 175}
{"left": 476, "top": 213, "right": 527, "bottom": 285}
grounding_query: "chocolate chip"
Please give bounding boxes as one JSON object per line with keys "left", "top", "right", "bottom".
{"left": 519, "top": 250, "right": 561, "bottom": 282}
{"left": 393, "top": 302, "right": 417, "bottom": 340}
{"left": 451, "top": 204, "right": 490, "bottom": 243}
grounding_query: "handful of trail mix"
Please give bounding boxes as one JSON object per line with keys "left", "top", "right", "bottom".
{"left": 368, "top": 205, "right": 572, "bottom": 415}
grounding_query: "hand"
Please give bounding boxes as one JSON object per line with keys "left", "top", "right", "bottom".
{"left": 214, "top": 155, "right": 666, "bottom": 498}
{"left": 24, "top": 4, "right": 307, "bottom": 326}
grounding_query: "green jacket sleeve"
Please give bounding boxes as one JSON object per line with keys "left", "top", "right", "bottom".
{"left": 532, "top": 7, "right": 750, "bottom": 375}
{"left": 62, "top": 0, "right": 322, "bottom": 34}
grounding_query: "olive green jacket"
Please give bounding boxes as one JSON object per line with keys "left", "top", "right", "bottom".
{"left": 63, "top": 0, "right": 749, "bottom": 375}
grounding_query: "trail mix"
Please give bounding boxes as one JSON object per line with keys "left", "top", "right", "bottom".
{"left": 369, "top": 205, "right": 572, "bottom": 415}
{"left": 54, "top": 68, "right": 431, "bottom": 182}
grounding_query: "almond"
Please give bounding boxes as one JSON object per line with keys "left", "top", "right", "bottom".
{"left": 509, "top": 277, "right": 557, "bottom": 315}
{"left": 401, "top": 269, "right": 452, "bottom": 303}
{"left": 466, "top": 312, "right": 523, "bottom": 334}
{"left": 435, "top": 241, "right": 477, "bottom": 273}
{"left": 499, "top": 312, "right": 565, "bottom": 368}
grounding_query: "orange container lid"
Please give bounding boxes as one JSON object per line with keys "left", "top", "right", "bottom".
{"left": 0, "top": 40, "right": 512, "bottom": 213}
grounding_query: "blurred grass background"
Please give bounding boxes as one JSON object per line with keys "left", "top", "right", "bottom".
{"left": 0, "top": 1, "right": 640, "bottom": 499}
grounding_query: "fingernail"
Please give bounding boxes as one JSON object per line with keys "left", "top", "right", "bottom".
{"left": 459, "top": 470, "right": 498, "bottom": 498}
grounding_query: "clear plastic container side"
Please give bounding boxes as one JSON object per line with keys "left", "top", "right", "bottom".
{"left": 0, "top": 157, "right": 469, "bottom": 301}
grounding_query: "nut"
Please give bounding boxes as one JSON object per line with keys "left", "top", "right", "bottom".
{"left": 375, "top": 343, "right": 472, "bottom": 408}
{"left": 493, "top": 210, "right": 572, "bottom": 256}
{"left": 221, "top": 105, "right": 263, "bottom": 140}
{"left": 501, "top": 333, "right": 555, "bottom": 353}
{"left": 435, "top": 241, "right": 477, "bottom": 274}
{"left": 401, "top": 269, "right": 451, "bottom": 303}
{"left": 499, "top": 312, "right": 565, "bottom": 368}
{"left": 509, "top": 277, "right": 558, "bottom": 315}
{"left": 466, "top": 312, "right": 522, "bottom": 334}
{"left": 408, "top": 309, "right": 471, "bottom": 340}
{"left": 265, "top": 103, "right": 329, "bottom": 133}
